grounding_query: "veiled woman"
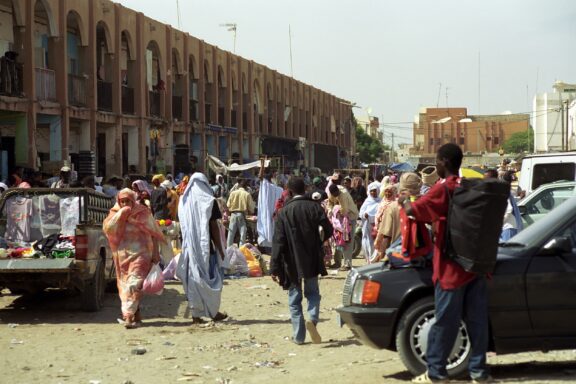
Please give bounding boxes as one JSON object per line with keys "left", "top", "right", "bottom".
{"left": 359, "top": 182, "right": 381, "bottom": 263}
{"left": 103, "top": 188, "right": 164, "bottom": 328}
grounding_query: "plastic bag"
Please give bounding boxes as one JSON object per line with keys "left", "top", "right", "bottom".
{"left": 225, "top": 245, "right": 249, "bottom": 276}
{"left": 142, "top": 264, "right": 164, "bottom": 295}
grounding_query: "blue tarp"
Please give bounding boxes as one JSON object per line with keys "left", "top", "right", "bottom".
{"left": 389, "top": 162, "right": 415, "bottom": 172}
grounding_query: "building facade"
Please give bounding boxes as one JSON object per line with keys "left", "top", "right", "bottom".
{"left": 0, "top": 0, "right": 355, "bottom": 181}
{"left": 533, "top": 81, "right": 576, "bottom": 153}
{"left": 412, "top": 107, "right": 529, "bottom": 156}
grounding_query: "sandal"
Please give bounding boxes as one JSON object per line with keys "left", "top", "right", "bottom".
{"left": 192, "top": 317, "right": 206, "bottom": 324}
{"left": 411, "top": 372, "right": 448, "bottom": 383}
{"left": 338, "top": 266, "right": 351, "bottom": 272}
{"left": 212, "top": 312, "right": 228, "bottom": 322}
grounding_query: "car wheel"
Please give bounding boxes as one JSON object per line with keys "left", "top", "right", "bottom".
{"left": 82, "top": 258, "right": 105, "bottom": 312}
{"left": 395, "top": 296, "right": 471, "bottom": 378}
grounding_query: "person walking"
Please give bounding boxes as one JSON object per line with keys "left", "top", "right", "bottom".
{"left": 177, "top": 173, "right": 227, "bottom": 323}
{"left": 326, "top": 174, "right": 359, "bottom": 270}
{"left": 103, "top": 188, "right": 164, "bottom": 328}
{"left": 226, "top": 178, "right": 255, "bottom": 247}
{"left": 358, "top": 182, "right": 381, "bottom": 263}
{"left": 401, "top": 143, "right": 491, "bottom": 383}
{"left": 271, "top": 177, "right": 333, "bottom": 345}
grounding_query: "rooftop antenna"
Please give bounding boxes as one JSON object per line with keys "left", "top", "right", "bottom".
{"left": 289, "top": 25, "right": 294, "bottom": 77}
{"left": 176, "top": 0, "right": 182, "bottom": 30}
{"left": 220, "top": 23, "right": 237, "bottom": 53}
{"left": 436, "top": 83, "right": 442, "bottom": 108}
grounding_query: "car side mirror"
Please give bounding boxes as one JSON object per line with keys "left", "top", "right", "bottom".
{"left": 541, "top": 236, "right": 572, "bottom": 255}
{"left": 518, "top": 205, "right": 527, "bottom": 215}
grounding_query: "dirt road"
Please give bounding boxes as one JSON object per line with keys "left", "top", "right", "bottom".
{"left": 0, "top": 261, "right": 575, "bottom": 384}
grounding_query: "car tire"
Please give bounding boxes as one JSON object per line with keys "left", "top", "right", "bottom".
{"left": 395, "top": 296, "right": 471, "bottom": 378}
{"left": 82, "top": 258, "right": 105, "bottom": 312}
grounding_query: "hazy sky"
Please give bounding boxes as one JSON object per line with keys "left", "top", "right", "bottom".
{"left": 117, "top": 0, "right": 576, "bottom": 147}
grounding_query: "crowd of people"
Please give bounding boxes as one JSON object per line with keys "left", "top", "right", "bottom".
{"left": 0, "top": 153, "right": 524, "bottom": 382}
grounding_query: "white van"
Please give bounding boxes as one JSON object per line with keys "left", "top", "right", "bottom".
{"left": 518, "top": 152, "right": 576, "bottom": 195}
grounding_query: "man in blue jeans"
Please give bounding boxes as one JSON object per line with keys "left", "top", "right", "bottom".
{"left": 400, "top": 143, "right": 491, "bottom": 383}
{"left": 271, "top": 177, "right": 333, "bottom": 344}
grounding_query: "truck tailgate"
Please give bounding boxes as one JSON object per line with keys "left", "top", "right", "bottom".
{"left": 0, "top": 259, "right": 74, "bottom": 273}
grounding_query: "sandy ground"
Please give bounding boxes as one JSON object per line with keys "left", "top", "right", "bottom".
{"left": 0, "top": 258, "right": 575, "bottom": 384}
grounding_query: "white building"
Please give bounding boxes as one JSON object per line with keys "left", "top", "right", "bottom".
{"left": 533, "top": 81, "right": 576, "bottom": 152}
{"left": 569, "top": 99, "right": 576, "bottom": 150}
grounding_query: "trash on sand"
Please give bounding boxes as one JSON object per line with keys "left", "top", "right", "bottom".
{"left": 254, "top": 360, "right": 281, "bottom": 368}
{"left": 7, "top": 323, "right": 18, "bottom": 328}
{"left": 247, "top": 285, "right": 269, "bottom": 290}
{"left": 10, "top": 339, "right": 24, "bottom": 344}
{"left": 131, "top": 347, "right": 147, "bottom": 355}
{"left": 156, "top": 356, "right": 176, "bottom": 361}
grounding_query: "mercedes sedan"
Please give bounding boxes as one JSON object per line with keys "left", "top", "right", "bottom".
{"left": 337, "top": 195, "right": 576, "bottom": 378}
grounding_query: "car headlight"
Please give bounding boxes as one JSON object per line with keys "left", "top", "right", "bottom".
{"left": 351, "top": 278, "right": 381, "bottom": 305}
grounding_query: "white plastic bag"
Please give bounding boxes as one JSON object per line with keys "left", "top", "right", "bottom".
{"left": 142, "top": 264, "right": 164, "bottom": 295}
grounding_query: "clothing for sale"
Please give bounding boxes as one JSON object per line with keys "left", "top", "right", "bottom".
{"left": 59, "top": 196, "right": 80, "bottom": 237}
{"left": 5, "top": 196, "right": 33, "bottom": 242}
{"left": 38, "top": 195, "right": 61, "bottom": 237}
{"left": 257, "top": 179, "right": 283, "bottom": 247}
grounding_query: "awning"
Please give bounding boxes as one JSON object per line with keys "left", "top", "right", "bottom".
{"left": 207, "top": 155, "right": 270, "bottom": 175}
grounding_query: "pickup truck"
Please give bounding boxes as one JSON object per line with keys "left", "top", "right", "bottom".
{"left": 0, "top": 188, "right": 115, "bottom": 311}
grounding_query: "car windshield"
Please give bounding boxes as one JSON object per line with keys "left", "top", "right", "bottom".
{"left": 506, "top": 195, "right": 576, "bottom": 248}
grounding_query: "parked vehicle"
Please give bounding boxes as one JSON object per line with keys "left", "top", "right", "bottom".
{"left": 0, "top": 188, "right": 115, "bottom": 311}
{"left": 518, "top": 181, "right": 576, "bottom": 227}
{"left": 337, "top": 195, "right": 576, "bottom": 377}
{"left": 518, "top": 152, "right": 576, "bottom": 195}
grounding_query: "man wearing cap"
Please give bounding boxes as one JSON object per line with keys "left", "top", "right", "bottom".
{"left": 51, "top": 166, "right": 72, "bottom": 188}
{"left": 420, "top": 166, "right": 439, "bottom": 195}
{"left": 305, "top": 176, "right": 327, "bottom": 201}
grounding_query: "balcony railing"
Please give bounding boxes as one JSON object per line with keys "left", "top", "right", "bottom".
{"left": 122, "top": 85, "right": 134, "bottom": 115}
{"left": 35, "top": 67, "right": 57, "bottom": 102}
{"left": 0, "top": 60, "right": 23, "bottom": 97}
{"left": 149, "top": 90, "right": 161, "bottom": 117}
{"left": 172, "top": 95, "right": 183, "bottom": 120}
{"left": 68, "top": 74, "right": 87, "bottom": 107}
{"left": 97, "top": 80, "right": 113, "bottom": 111}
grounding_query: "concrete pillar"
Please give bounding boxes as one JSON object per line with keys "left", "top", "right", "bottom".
{"left": 135, "top": 12, "right": 146, "bottom": 173}
{"left": 236, "top": 58, "right": 243, "bottom": 162}
{"left": 24, "top": 1, "right": 36, "bottom": 168}
{"left": 79, "top": 121, "right": 91, "bottom": 151}
{"left": 247, "top": 61, "right": 253, "bottom": 159}
{"left": 56, "top": 0, "right": 70, "bottom": 162}
{"left": 49, "top": 117, "right": 62, "bottom": 161}
{"left": 15, "top": 115, "right": 28, "bottom": 166}
{"left": 198, "top": 41, "right": 206, "bottom": 168}
{"left": 88, "top": 0, "right": 97, "bottom": 153}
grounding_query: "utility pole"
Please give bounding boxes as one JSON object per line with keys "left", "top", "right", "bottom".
{"left": 566, "top": 100, "right": 570, "bottom": 151}
{"left": 391, "top": 133, "right": 395, "bottom": 163}
{"left": 561, "top": 99, "right": 565, "bottom": 151}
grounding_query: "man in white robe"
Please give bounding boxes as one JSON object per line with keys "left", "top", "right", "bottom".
{"left": 177, "top": 173, "right": 227, "bottom": 322}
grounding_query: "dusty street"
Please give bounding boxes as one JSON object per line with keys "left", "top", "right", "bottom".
{"left": 0, "top": 260, "right": 575, "bottom": 384}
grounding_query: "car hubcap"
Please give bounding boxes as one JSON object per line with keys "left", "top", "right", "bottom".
{"left": 409, "top": 309, "right": 471, "bottom": 370}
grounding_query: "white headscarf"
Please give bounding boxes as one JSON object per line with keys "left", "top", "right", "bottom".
{"left": 359, "top": 182, "right": 382, "bottom": 219}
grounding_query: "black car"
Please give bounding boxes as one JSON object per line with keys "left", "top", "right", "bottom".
{"left": 337, "top": 195, "right": 576, "bottom": 378}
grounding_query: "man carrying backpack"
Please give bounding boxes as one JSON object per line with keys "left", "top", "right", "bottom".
{"left": 399, "top": 143, "right": 491, "bottom": 384}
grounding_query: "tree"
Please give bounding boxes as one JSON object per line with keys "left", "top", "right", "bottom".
{"left": 502, "top": 128, "right": 534, "bottom": 154}
{"left": 355, "top": 124, "right": 388, "bottom": 163}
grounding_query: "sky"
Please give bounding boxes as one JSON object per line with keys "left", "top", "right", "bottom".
{"left": 117, "top": 0, "right": 576, "bottom": 148}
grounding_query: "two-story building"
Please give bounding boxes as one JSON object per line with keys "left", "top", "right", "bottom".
{"left": 0, "top": 0, "right": 355, "bottom": 181}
